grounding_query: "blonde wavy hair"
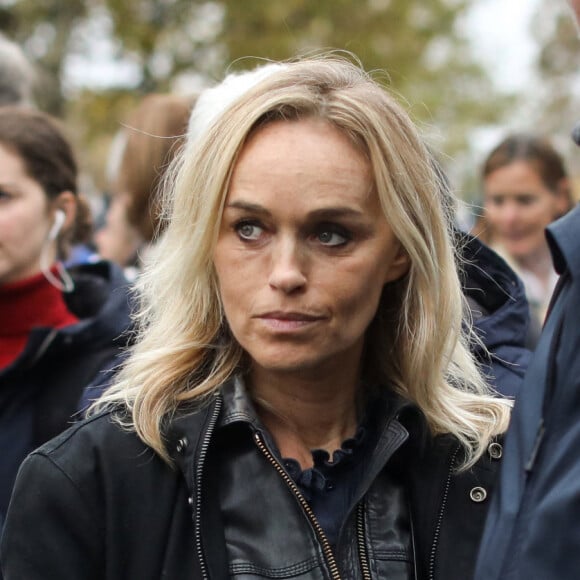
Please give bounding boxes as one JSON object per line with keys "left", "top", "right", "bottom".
{"left": 96, "top": 54, "right": 511, "bottom": 468}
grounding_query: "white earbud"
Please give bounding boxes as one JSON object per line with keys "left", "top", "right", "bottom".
{"left": 48, "top": 209, "right": 66, "bottom": 242}
{"left": 40, "top": 208, "right": 74, "bottom": 292}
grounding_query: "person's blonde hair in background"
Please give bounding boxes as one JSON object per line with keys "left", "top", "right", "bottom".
{"left": 98, "top": 55, "right": 510, "bottom": 469}
{"left": 95, "top": 93, "right": 196, "bottom": 274}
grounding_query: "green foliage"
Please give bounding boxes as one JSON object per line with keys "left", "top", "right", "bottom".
{"left": 529, "top": 1, "right": 580, "bottom": 178}
{"left": 1, "top": 0, "right": 514, "bottom": 192}
{"left": 219, "top": 0, "right": 510, "bottom": 154}
{"left": 105, "top": 0, "right": 222, "bottom": 91}
{"left": 1, "top": 0, "right": 87, "bottom": 114}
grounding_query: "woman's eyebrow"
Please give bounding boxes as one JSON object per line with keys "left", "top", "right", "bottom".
{"left": 225, "top": 200, "right": 271, "bottom": 217}
{"left": 307, "top": 207, "right": 366, "bottom": 220}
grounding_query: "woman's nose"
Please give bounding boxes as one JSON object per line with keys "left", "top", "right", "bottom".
{"left": 268, "top": 238, "right": 307, "bottom": 293}
{"left": 499, "top": 202, "right": 522, "bottom": 227}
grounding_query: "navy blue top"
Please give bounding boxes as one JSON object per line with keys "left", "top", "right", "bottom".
{"left": 281, "top": 424, "right": 372, "bottom": 548}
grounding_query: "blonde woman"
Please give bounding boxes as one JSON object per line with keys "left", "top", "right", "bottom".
{"left": 1, "top": 56, "right": 510, "bottom": 580}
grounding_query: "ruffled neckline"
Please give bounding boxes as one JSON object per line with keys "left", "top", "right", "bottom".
{"left": 282, "top": 425, "right": 368, "bottom": 492}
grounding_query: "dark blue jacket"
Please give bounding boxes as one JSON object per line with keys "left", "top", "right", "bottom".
{"left": 459, "top": 231, "right": 532, "bottom": 398}
{"left": 0, "top": 261, "right": 132, "bottom": 537}
{"left": 474, "top": 204, "right": 580, "bottom": 579}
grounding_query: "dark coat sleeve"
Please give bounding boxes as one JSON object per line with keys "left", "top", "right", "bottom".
{"left": 1, "top": 412, "right": 201, "bottom": 580}
{"left": 0, "top": 452, "right": 103, "bottom": 580}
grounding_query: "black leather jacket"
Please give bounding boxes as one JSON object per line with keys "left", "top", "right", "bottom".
{"left": 1, "top": 377, "right": 502, "bottom": 580}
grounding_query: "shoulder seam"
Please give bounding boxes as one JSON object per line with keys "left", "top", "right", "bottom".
{"left": 26, "top": 451, "right": 105, "bottom": 543}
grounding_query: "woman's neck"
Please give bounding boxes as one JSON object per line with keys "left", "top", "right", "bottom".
{"left": 249, "top": 366, "right": 360, "bottom": 469}
{"left": 514, "top": 246, "right": 555, "bottom": 288}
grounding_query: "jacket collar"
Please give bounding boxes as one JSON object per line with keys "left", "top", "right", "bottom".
{"left": 164, "top": 392, "right": 222, "bottom": 490}
{"left": 162, "top": 375, "right": 259, "bottom": 486}
{"left": 217, "top": 374, "right": 426, "bottom": 440}
{"left": 546, "top": 203, "right": 580, "bottom": 277}
{"left": 218, "top": 374, "right": 263, "bottom": 429}
{"left": 163, "top": 374, "right": 428, "bottom": 483}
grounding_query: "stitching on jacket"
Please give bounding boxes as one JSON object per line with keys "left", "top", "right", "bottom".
{"left": 372, "top": 549, "right": 412, "bottom": 561}
{"left": 30, "top": 410, "right": 115, "bottom": 455}
{"left": 27, "top": 453, "right": 105, "bottom": 545}
{"left": 229, "top": 556, "right": 320, "bottom": 577}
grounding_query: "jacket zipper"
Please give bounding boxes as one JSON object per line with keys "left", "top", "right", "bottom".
{"left": 356, "top": 502, "right": 372, "bottom": 580}
{"left": 28, "top": 328, "right": 59, "bottom": 366}
{"left": 428, "top": 444, "right": 460, "bottom": 580}
{"left": 408, "top": 497, "right": 419, "bottom": 579}
{"left": 193, "top": 397, "right": 223, "bottom": 580}
{"left": 253, "top": 431, "right": 343, "bottom": 580}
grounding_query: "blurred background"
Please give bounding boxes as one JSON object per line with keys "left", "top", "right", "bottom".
{"left": 1, "top": 0, "right": 578, "bottom": 226}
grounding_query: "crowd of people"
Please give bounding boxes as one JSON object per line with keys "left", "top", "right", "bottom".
{"left": 0, "top": 1, "right": 579, "bottom": 577}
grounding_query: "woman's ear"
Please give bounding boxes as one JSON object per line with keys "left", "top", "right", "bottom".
{"left": 383, "top": 245, "right": 410, "bottom": 285}
{"left": 51, "top": 191, "right": 77, "bottom": 231}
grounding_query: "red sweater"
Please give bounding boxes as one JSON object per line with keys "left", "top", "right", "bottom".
{"left": 0, "top": 271, "right": 79, "bottom": 369}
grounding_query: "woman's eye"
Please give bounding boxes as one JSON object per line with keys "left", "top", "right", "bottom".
{"left": 487, "top": 196, "right": 504, "bottom": 207}
{"left": 0, "top": 188, "right": 12, "bottom": 201}
{"left": 235, "top": 222, "right": 263, "bottom": 241}
{"left": 518, "top": 195, "right": 536, "bottom": 206}
{"left": 317, "top": 229, "right": 349, "bottom": 247}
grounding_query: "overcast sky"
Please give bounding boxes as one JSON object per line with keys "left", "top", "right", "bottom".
{"left": 465, "top": 0, "right": 541, "bottom": 92}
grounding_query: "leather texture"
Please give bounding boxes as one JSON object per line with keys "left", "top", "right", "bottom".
{"left": 2, "top": 377, "right": 502, "bottom": 580}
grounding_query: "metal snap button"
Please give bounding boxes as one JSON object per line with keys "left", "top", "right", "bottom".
{"left": 470, "top": 486, "right": 487, "bottom": 503}
{"left": 488, "top": 442, "right": 503, "bottom": 460}
{"left": 176, "top": 437, "right": 188, "bottom": 453}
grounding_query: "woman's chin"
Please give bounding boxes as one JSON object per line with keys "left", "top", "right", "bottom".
{"left": 502, "top": 238, "right": 541, "bottom": 262}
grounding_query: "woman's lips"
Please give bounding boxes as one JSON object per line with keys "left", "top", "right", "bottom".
{"left": 503, "top": 231, "right": 529, "bottom": 241}
{"left": 256, "top": 311, "right": 325, "bottom": 331}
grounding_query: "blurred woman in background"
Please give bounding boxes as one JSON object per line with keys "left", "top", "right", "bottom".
{"left": 95, "top": 93, "right": 196, "bottom": 279}
{"left": 475, "top": 134, "right": 574, "bottom": 347}
{"left": 0, "top": 107, "right": 132, "bottom": 536}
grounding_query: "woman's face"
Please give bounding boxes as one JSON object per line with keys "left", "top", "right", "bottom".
{"left": 0, "top": 143, "right": 54, "bottom": 285}
{"left": 484, "top": 160, "right": 565, "bottom": 261}
{"left": 94, "top": 194, "right": 141, "bottom": 267}
{"left": 213, "top": 119, "right": 409, "bottom": 378}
